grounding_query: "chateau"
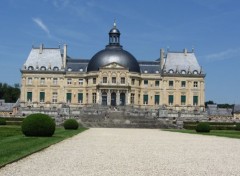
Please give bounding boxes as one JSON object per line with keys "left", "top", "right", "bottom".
{"left": 20, "top": 23, "right": 205, "bottom": 112}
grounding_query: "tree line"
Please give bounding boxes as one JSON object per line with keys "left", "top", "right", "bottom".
{"left": 0, "top": 83, "right": 20, "bottom": 103}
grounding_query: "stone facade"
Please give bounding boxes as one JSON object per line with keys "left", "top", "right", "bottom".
{"left": 20, "top": 23, "right": 205, "bottom": 112}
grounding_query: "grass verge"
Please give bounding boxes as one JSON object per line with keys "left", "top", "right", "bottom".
{"left": 0, "top": 125, "right": 88, "bottom": 168}
{"left": 165, "top": 129, "right": 240, "bottom": 139}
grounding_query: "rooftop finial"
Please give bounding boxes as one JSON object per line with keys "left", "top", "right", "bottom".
{"left": 113, "top": 19, "right": 116, "bottom": 27}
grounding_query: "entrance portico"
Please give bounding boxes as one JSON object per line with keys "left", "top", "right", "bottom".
{"left": 99, "top": 89, "right": 128, "bottom": 106}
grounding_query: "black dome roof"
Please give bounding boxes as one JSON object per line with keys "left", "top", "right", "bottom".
{"left": 87, "top": 23, "right": 140, "bottom": 73}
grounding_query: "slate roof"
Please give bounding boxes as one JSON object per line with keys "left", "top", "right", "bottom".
{"left": 23, "top": 47, "right": 63, "bottom": 70}
{"left": 66, "top": 59, "right": 89, "bottom": 72}
{"left": 139, "top": 60, "right": 160, "bottom": 74}
{"left": 163, "top": 51, "right": 202, "bottom": 74}
{"left": 234, "top": 105, "right": 240, "bottom": 113}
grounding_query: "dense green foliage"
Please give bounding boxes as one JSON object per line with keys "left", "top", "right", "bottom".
{"left": 0, "top": 126, "right": 87, "bottom": 167}
{"left": 0, "top": 118, "right": 6, "bottom": 125}
{"left": 235, "top": 124, "right": 240, "bottom": 131}
{"left": 195, "top": 122, "right": 211, "bottom": 133}
{"left": 0, "top": 83, "right": 20, "bottom": 103}
{"left": 184, "top": 122, "right": 236, "bottom": 130}
{"left": 21, "top": 113, "right": 56, "bottom": 137}
{"left": 64, "top": 119, "right": 79, "bottom": 130}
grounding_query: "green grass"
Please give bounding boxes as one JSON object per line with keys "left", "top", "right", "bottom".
{"left": 165, "top": 129, "right": 240, "bottom": 139}
{"left": 0, "top": 125, "right": 88, "bottom": 167}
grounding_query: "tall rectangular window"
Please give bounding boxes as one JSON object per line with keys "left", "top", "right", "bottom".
{"left": 121, "top": 77, "right": 125, "bottom": 84}
{"left": 53, "top": 78, "right": 58, "bottom": 85}
{"left": 40, "top": 78, "right": 45, "bottom": 85}
{"left": 155, "top": 95, "right": 160, "bottom": 105}
{"left": 144, "top": 80, "right": 148, "bottom": 86}
{"left": 168, "top": 95, "right": 174, "bottom": 105}
{"left": 181, "top": 95, "right": 186, "bottom": 105}
{"left": 67, "top": 78, "right": 72, "bottom": 85}
{"left": 92, "top": 93, "right": 96, "bottom": 103}
{"left": 131, "top": 79, "right": 135, "bottom": 85}
{"left": 193, "top": 81, "right": 198, "bottom": 88}
{"left": 193, "top": 96, "right": 198, "bottom": 105}
{"left": 93, "top": 78, "right": 96, "bottom": 84}
{"left": 79, "top": 79, "right": 83, "bottom": 85}
{"left": 27, "top": 78, "right": 32, "bottom": 85}
{"left": 66, "top": 93, "right": 72, "bottom": 103}
{"left": 78, "top": 93, "right": 83, "bottom": 103}
{"left": 169, "top": 81, "right": 174, "bottom": 87}
{"left": 143, "top": 95, "right": 148, "bottom": 104}
{"left": 39, "top": 92, "right": 45, "bottom": 102}
{"left": 181, "top": 81, "right": 186, "bottom": 88}
{"left": 103, "top": 77, "right": 107, "bottom": 83}
{"left": 52, "top": 92, "right": 58, "bottom": 103}
{"left": 112, "top": 77, "right": 116, "bottom": 84}
{"left": 27, "top": 92, "right": 32, "bottom": 102}
{"left": 155, "top": 80, "right": 160, "bottom": 87}
{"left": 130, "top": 93, "right": 135, "bottom": 104}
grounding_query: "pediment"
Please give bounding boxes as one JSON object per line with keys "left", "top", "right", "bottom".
{"left": 101, "top": 62, "right": 126, "bottom": 69}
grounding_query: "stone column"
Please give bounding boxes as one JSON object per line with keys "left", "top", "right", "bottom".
{"left": 126, "top": 90, "right": 130, "bottom": 105}
{"left": 116, "top": 90, "right": 120, "bottom": 106}
{"left": 97, "top": 90, "right": 102, "bottom": 105}
{"left": 107, "top": 89, "right": 111, "bottom": 106}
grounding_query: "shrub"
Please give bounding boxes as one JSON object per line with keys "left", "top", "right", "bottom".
{"left": 64, "top": 119, "right": 79, "bottom": 130}
{"left": 21, "top": 113, "right": 55, "bottom": 137}
{"left": 0, "top": 118, "right": 6, "bottom": 125}
{"left": 235, "top": 124, "right": 240, "bottom": 131}
{"left": 195, "top": 122, "right": 211, "bottom": 133}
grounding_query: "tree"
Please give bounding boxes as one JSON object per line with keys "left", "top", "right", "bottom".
{"left": 0, "top": 83, "right": 20, "bottom": 103}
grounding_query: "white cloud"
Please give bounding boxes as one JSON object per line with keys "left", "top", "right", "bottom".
{"left": 205, "top": 47, "right": 240, "bottom": 62}
{"left": 32, "top": 18, "right": 50, "bottom": 36}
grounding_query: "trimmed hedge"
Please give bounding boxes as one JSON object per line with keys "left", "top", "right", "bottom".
{"left": 195, "top": 122, "right": 211, "bottom": 133}
{"left": 64, "top": 119, "right": 79, "bottom": 130}
{"left": 0, "top": 118, "right": 6, "bottom": 125}
{"left": 21, "top": 113, "right": 56, "bottom": 137}
{"left": 235, "top": 124, "right": 240, "bottom": 131}
{"left": 184, "top": 121, "right": 237, "bottom": 130}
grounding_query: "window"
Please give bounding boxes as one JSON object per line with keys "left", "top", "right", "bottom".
{"left": 39, "top": 92, "right": 45, "bottom": 102}
{"left": 155, "top": 95, "right": 160, "bottom": 105}
{"left": 181, "top": 81, "right": 186, "bottom": 88}
{"left": 28, "top": 66, "right": 34, "bottom": 70}
{"left": 193, "top": 81, "right": 198, "bottom": 88}
{"left": 40, "top": 66, "right": 46, "bottom": 71}
{"left": 92, "top": 93, "right": 96, "bottom": 103}
{"left": 143, "top": 95, "right": 148, "bottom": 105}
{"left": 112, "top": 77, "right": 116, "bottom": 84}
{"left": 66, "top": 93, "right": 72, "bottom": 103}
{"left": 131, "top": 93, "right": 135, "bottom": 104}
{"left": 168, "top": 95, "right": 174, "bottom": 105}
{"left": 27, "top": 78, "right": 32, "bottom": 85}
{"left": 27, "top": 92, "right": 32, "bottom": 102}
{"left": 181, "top": 95, "right": 186, "bottom": 105}
{"left": 144, "top": 80, "right": 148, "bottom": 86}
{"left": 121, "top": 77, "right": 125, "bottom": 84}
{"left": 131, "top": 79, "right": 135, "bottom": 85}
{"left": 52, "top": 92, "right": 58, "bottom": 103}
{"left": 67, "top": 78, "right": 72, "bottom": 85}
{"left": 40, "top": 78, "right": 45, "bottom": 85}
{"left": 79, "top": 79, "right": 83, "bottom": 85}
{"left": 169, "top": 81, "right": 174, "bottom": 87}
{"left": 53, "top": 67, "right": 59, "bottom": 71}
{"left": 93, "top": 78, "right": 96, "bottom": 84}
{"left": 155, "top": 80, "right": 159, "bottom": 87}
{"left": 193, "top": 96, "right": 198, "bottom": 105}
{"left": 78, "top": 93, "right": 83, "bottom": 103}
{"left": 103, "top": 77, "right": 107, "bottom": 83}
{"left": 53, "top": 78, "right": 58, "bottom": 85}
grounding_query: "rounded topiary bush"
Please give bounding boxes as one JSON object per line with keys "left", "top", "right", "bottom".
{"left": 195, "top": 122, "right": 211, "bottom": 133}
{"left": 235, "top": 123, "right": 240, "bottom": 131}
{"left": 0, "top": 118, "right": 6, "bottom": 125}
{"left": 63, "top": 119, "right": 79, "bottom": 130}
{"left": 21, "top": 113, "right": 56, "bottom": 137}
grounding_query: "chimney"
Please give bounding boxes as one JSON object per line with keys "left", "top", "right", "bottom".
{"left": 160, "top": 48, "right": 164, "bottom": 70}
{"left": 63, "top": 44, "right": 67, "bottom": 68}
{"left": 39, "top": 44, "right": 44, "bottom": 54}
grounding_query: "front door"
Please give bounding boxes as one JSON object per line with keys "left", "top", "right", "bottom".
{"left": 120, "top": 93, "right": 125, "bottom": 106}
{"left": 111, "top": 92, "right": 116, "bottom": 106}
{"left": 102, "top": 92, "right": 107, "bottom": 106}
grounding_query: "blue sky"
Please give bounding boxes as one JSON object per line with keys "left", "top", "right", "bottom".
{"left": 0, "top": 0, "right": 240, "bottom": 104}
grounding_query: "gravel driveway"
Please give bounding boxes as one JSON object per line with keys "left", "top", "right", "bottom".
{"left": 1, "top": 128, "right": 240, "bottom": 176}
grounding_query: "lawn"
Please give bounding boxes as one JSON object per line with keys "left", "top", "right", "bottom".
{"left": 166, "top": 129, "right": 240, "bottom": 139}
{"left": 0, "top": 125, "right": 88, "bottom": 167}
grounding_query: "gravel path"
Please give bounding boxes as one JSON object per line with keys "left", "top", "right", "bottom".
{"left": 1, "top": 128, "right": 240, "bottom": 176}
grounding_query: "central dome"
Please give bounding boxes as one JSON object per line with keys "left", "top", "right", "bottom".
{"left": 87, "top": 23, "right": 140, "bottom": 73}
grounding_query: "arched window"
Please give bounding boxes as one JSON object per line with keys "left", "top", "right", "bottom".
{"left": 40, "top": 66, "right": 46, "bottom": 71}
{"left": 67, "top": 67, "right": 72, "bottom": 71}
{"left": 193, "top": 70, "right": 198, "bottom": 74}
{"left": 53, "top": 67, "right": 59, "bottom": 71}
{"left": 169, "top": 69, "right": 174, "bottom": 74}
{"left": 181, "top": 70, "right": 186, "bottom": 74}
{"left": 28, "top": 66, "right": 34, "bottom": 70}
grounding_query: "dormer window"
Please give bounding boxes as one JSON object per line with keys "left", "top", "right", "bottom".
{"left": 169, "top": 69, "right": 174, "bottom": 74}
{"left": 53, "top": 67, "right": 59, "bottom": 71}
{"left": 193, "top": 70, "right": 198, "bottom": 74}
{"left": 181, "top": 70, "right": 186, "bottom": 74}
{"left": 144, "top": 70, "right": 148, "bottom": 73}
{"left": 79, "top": 68, "right": 83, "bottom": 72}
{"left": 28, "top": 66, "right": 34, "bottom": 70}
{"left": 40, "top": 66, "right": 46, "bottom": 71}
{"left": 68, "top": 68, "right": 72, "bottom": 71}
